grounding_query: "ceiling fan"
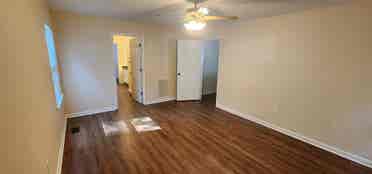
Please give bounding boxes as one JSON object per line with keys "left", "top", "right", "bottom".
{"left": 183, "top": 0, "right": 238, "bottom": 31}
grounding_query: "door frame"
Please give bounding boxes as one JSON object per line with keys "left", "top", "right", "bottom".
{"left": 176, "top": 39, "right": 221, "bottom": 102}
{"left": 201, "top": 39, "right": 220, "bottom": 97}
{"left": 176, "top": 39, "right": 205, "bottom": 101}
{"left": 112, "top": 32, "right": 145, "bottom": 104}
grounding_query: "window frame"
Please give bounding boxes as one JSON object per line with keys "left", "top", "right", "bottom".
{"left": 44, "top": 24, "right": 64, "bottom": 109}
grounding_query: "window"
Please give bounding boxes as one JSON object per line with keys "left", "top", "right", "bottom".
{"left": 44, "top": 24, "right": 63, "bottom": 109}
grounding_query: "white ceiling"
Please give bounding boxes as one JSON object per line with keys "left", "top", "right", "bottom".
{"left": 48, "top": 0, "right": 347, "bottom": 24}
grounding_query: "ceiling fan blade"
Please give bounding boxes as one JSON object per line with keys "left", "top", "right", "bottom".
{"left": 204, "top": 15, "right": 238, "bottom": 21}
{"left": 186, "top": 7, "right": 198, "bottom": 13}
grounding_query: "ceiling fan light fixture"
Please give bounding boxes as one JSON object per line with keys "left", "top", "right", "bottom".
{"left": 198, "top": 7, "right": 209, "bottom": 15}
{"left": 184, "top": 20, "right": 206, "bottom": 31}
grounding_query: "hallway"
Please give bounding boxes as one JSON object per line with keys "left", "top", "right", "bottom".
{"left": 61, "top": 85, "right": 371, "bottom": 174}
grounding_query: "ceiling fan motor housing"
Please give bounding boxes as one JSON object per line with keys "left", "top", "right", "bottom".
{"left": 185, "top": 11, "right": 207, "bottom": 23}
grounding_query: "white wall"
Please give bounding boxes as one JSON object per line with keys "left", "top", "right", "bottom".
{"left": 52, "top": 11, "right": 185, "bottom": 112}
{"left": 0, "top": 0, "right": 66, "bottom": 174}
{"left": 216, "top": 0, "right": 372, "bottom": 162}
{"left": 202, "top": 40, "right": 219, "bottom": 95}
{"left": 52, "top": 11, "right": 121, "bottom": 114}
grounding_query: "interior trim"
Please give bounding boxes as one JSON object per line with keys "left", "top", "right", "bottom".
{"left": 145, "top": 96, "right": 176, "bottom": 105}
{"left": 65, "top": 106, "right": 118, "bottom": 118}
{"left": 216, "top": 102, "right": 372, "bottom": 169}
{"left": 56, "top": 118, "right": 67, "bottom": 174}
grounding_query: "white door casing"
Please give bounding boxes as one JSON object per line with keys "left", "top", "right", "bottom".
{"left": 129, "top": 38, "right": 143, "bottom": 103}
{"left": 176, "top": 40, "right": 204, "bottom": 101}
{"left": 113, "top": 43, "right": 119, "bottom": 81}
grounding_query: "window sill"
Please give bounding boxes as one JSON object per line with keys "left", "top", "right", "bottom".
{"left": 56, "top": 94, "right": 64, "bottom": 109}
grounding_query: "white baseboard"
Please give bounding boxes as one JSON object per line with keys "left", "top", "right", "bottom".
{"left": 65, "top": 105, "right": 118, "bottom": 118}
{"left": 216, "top": 102, "right": 372, "bottom": 169}
{"left": 145, "top": 96, "right": 175, "bottom": 105}
{"left": 56, "top": 118, "right": 67, "bottom": 174}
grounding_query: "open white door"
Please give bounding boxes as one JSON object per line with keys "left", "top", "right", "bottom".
{"left": 177, "top": 40, "right": 204, "bottom": 101}
{"left": 129, "top": 38, "right": 143, "bottom": 103}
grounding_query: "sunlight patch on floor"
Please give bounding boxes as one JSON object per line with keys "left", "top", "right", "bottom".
{"left": 102, "top": 120, "right": 129, "bottom": 136}
{"left": 130, "top": 117, "right": 161, "bottom": 132}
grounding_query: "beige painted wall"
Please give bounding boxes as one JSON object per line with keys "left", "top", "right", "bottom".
{"left": 216, "top": 0, "right": 372, "bottom": 160}
{"left": 0, "top": 0, "right": 66, "bottom": 174}
{"left": 52, "top": 11, "right": 182, "bottom": 112}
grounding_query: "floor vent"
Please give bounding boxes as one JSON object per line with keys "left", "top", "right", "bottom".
{"left": 71, "top": 127, "right": 80, "bottom": 134}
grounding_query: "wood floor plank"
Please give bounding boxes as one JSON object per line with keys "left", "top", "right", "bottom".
{"left": 62, "top": 86, "right": 372, "bottom": 174}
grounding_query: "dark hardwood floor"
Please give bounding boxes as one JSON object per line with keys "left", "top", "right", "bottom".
{"left": 62, "top": 85, "right": 372, "bottom": 174}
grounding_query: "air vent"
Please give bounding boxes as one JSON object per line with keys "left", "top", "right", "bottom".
{"left": 158, "top": 80, "right": 169, "bottom": 97}
{"left": 71, "top": 127, "right": 80, "bottom": 134}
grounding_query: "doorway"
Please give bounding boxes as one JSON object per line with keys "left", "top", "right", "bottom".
{"left": 176, "top": 39, "right": 219, "bottom": 103}
{"left": 201, "top": 40, "right": 219, "bottom": 102}
{"left": 113, "top": 34, "right": 144, "bottom": 104}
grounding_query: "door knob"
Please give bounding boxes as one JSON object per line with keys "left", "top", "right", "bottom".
{"left": 177, "top": 73, "right": 181, "bottom": 76}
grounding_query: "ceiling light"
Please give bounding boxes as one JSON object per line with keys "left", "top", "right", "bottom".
{"left": 184, "top": 20, "right": 206, "bottom": 31}
{"left": 198, "top": 7, "right": 209, "bottom": 15}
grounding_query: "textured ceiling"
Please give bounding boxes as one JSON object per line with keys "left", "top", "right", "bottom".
{"left": 48, "top": 0, "right": 347, "bottom": 24}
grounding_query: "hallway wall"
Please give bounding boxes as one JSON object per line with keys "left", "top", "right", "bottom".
{"left": 113, "top": 35, "right": 132, "bottom": 84}
{"left": 0, "top": 0, "right": 66, "bottom": 174}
